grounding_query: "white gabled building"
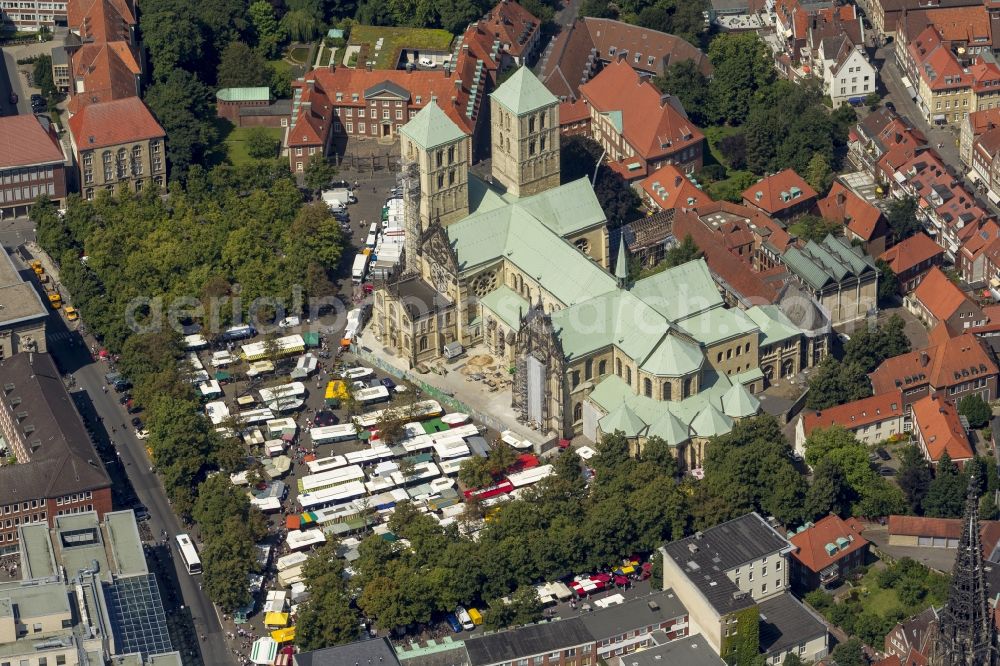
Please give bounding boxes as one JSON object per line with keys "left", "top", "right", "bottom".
{"left": 819, "top": 37, "right": 876, "bottom": 108}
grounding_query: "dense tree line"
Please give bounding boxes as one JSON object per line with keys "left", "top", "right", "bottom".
{"left": 580, "top": 0, "right": 707, "bottom": 47}
{"left": 652, "top": 33, "right": 856, "bottom": 200}
{"left": 295, "top": 416, "right": 876, "bottom": 639}
{"left": 806, "top": 315, "right": 911, "bottom": 410}
{"left": 560, "top": 135, "right": 642, "bottom": 225}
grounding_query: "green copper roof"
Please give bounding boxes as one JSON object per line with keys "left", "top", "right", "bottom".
{"left": 646, "top": 410, "right": 690, "bottom": 446}
{"left": 722, "top": 382, "right": 760, "bottom": 418}
{"left": 217, "top": 87, "right": 270, "bottom": 102}
{"left": 514, "top": 177, "right": 607, "bottom": 235}
{"left": 588, "top": 370, "right": 738, "bottom": 440}
{"left": 678, "top": 307, "right": 757, "bottom": 346}
{"left": 490, "top": 66, "right": 557, "bottom": 115}
{"left": 599, "top": 401, "right": 646, "bottom": 437}
{"left": 399, "top": 102, "right": 467, "bottom": 150}
{"left": 629, "top": 259, "right": 724, "bottom": 323}
{"left": 783, "top": 234, "right": 875, "bottom": 291}
{"left": 639, "top": 333, "right": 704, "bottom": 377}
{"left": 691, "top": 402, "right": 734, "bottom": 438}
{"left": 602, "top": 110, "right": 623, "bottom": 134}
{"left": 478, "top": 286, "right": 529, "bottom": 329}
{"left": 745, "top": 305, "right": 800, "bottom": 346}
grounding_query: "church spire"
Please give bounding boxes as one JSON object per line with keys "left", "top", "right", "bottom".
{"left": 932, "top": 475, "right": 999, "bottom": 666}
{"left": 614, "top": 232, "right": 629, "bottom": 288}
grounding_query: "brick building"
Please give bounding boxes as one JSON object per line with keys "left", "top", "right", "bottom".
{"left": 216, "top": 87, "right": 292, "bottom": 128}
{"left": 0, "top": 115, "right": 68, "bottom": 218}
{"left": 578, "top": 59, "right": 704, "bottom": 180}
{"left": 905, "top": 265, "right": 987, "bottom": 335}
{"left": 0, "top": 353, "right": 111, "bottom": 554}
{"left": 789, "top": 514, "right": 870, "bottom": 591}
{"left": 878, "top": 232, "right": 945, "bottom": 294}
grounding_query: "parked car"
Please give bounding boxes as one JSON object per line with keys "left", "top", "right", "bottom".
{"left": 134, "top": 505, "right": 150, "bottom": 521}
{"left": 380, "top": 377, "right": 396, "bottom": 390}
{"left": 876, "top": 447, "right": 891, "bottom": 461}
{"left": 131, "top": 417, "right": 144, "bottom": 429}
{"left": 445, "top": 614, "right": 462, "bottom": 633}
{"left": 278, "top": 316, "right": 300, "bottom": 328}
{"left": 136, "top": 428, "right": 149, "bottom": 440}
{"left": 418, "top": 57, "right": 436, "bottom": 67}
{"left": 330, "top": 180, "right": 351, "bottom": 190}
{"left": 879, "top": 467, "right": 895, "bottom": 476}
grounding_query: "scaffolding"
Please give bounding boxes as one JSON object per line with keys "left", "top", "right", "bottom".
{"left": 398, "top": 157, "right": 421, "bottom": 277}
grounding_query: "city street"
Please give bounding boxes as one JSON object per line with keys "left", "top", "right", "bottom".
{"left": 874, "top": 46, "right": 1000, "bottom": 217}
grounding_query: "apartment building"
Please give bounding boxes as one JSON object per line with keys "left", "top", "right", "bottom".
{"left": 0, "top": 353, "right": 111, "bottom": 553}
{"left": 0, "top": 115, "right": 67, "bottom": 219}
{"left": 794, "top": 392, "right": 905, "bottom": 456}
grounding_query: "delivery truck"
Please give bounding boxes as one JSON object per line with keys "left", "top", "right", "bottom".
{"left": 352, "top": 253, "right": 369, "bottom": 284}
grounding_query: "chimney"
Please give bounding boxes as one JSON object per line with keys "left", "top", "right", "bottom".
{"left": 455, "top": 78, "right": 463, "bottom": 90}
{"left": 306, "top": 79, "right": 314, "bottom": 92}
{"left": 366, "top": 62, "right": 372, "bottom": 72}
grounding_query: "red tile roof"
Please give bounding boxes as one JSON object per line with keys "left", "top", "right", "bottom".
{"left": 911, "top": 393, "right": 974, "bottom": 462}
{"left": 889, "top": 515, "right": 1000, "bottom": 544}
{"left": 68, "top": 0, "right": 135, "bottom": 43}
{"left": 817, "top": 181, "right": 885, "bottom": 241}
{"left": 559, "top": 98, "right": 590, "bottom": 125}
{"left": 579, "top": 60, "right": 703, "bottom": 162}
{"left": 67, "top": 41, "right": 140, "bottom": 114}
{"left": 0, "top": 115, "right": 65, "bottom": 169}
{"left": 801, "top": 392, "right": 904, "bottom": 436}
{"left": 870, "top": 333, "right": 998, "bottom": 394}
{"left": 68, "top": 97, "right": 165, "bottom": 151}
{"left": 911, "top": 266, "right": 974, "bottom": 322}
{"left": 913, "top": 5, "right": 992, "bottom": 43}
{"left": 539, "top": 17, "right": 712, "bottom": 100}
{"left": 481, "top": 0, "right": 540, "bottom": 59}
{"left": 878, "top": 232, "right": 943, "bottom": 274}
{"left": 673, "top": 209, "right": 781, "bottom": 303}
{"left": 790, "top": 514, "right": 869, "bottom": 574}
{"left": 288, "top": 54, "right": 491, "bottom": 148}
{"left": 967, "top": 108, "right": 1000, "bottom": 137}
{"left": 741, "top": 169, "right": 817, "bottom": 215}
{"left": 640, "top": 165, "right": 712, "bottom": 210}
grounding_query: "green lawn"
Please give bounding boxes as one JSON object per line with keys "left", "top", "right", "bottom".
{"left": 288, "top": 46, "right": 311, "bottom": 64}
{"left": 223, "top": 126, "right": 284, "bottom": 166}
{"left": 348, "top": 24, "right": 454, "bottom": 69}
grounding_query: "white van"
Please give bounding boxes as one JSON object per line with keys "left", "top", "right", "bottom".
{"left": 456, "top": 606, "right": 475, "bottom": 630}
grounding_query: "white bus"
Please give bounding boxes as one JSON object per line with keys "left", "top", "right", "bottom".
{"left": 175, "top": 534, "right": 202, "bottom": 574}
{"left": 310, "top": 423, "right": 358, "bottom": 445}
{"left": 355, "top": 400, "right": 443, "bottom": 428}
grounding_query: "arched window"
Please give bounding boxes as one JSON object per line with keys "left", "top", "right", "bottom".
{"left": 419, "top": 336, "right": 428, "bottom": 351}
{"left": 683, "top": 376, "right": 693, "bottom": 398}
{"left": 616, "top": 359, "right": 622, "bottom": 376}
{"left": 662, "top": 382, "right": 672, "bottom": 400}
{"left": 573, "top": 402, "right": 583, "bottom": 422}
{"left": 585, "top": 359, "right": 593, "bottom": 380}
{"left": 643, "top": 377, "right": 652, "bottom": 397}
{"left": 599, "top": 360, "right": 607, "bottom": 376}
{"left": 626, "top": 367, "right": 632, "bottom": 385}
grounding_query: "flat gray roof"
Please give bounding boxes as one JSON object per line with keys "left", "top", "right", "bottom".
{"left": 0, "top": 248, "right": 47, "bottom": 326}
{"left": 19, "top": 521, "right": 57, "bottom": 579}
{"left": 621, "top": 635, "right": 724, "bottom": 666}
{"left": 465, "top": 618, "right": 593, "bottom": 666}
{"left": 759, "top": 593, "right": 827, "bottom": 657}
{"left": 579, "top": 589, "right": 688, "bottom": 641}
{"left": 105, "top": 510, "right": 149, "bottom": 577}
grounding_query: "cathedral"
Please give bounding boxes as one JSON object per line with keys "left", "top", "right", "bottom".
{"left": 371, "top": 67, "right": 824, "bottom": 465}
{"left": 931, "top": 478, "right": 999, "bottom": 666}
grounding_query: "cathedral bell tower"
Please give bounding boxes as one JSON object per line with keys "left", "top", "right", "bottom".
{"left": 489, "top": 66, "right": 561, "bottom": 198}
{"left": 399, "top": 101, "right": 471, "bottom": 231}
